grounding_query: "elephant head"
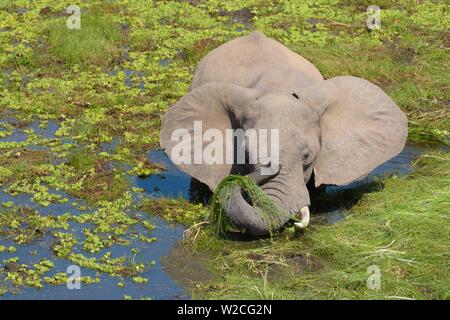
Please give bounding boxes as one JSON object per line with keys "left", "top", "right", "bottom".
{"left": 160, "top": 32, "right": 407, "bottom": 236}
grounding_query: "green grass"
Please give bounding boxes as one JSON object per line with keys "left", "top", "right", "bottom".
{"left": 45, "top": 11, "right": 124, "bottom": 67}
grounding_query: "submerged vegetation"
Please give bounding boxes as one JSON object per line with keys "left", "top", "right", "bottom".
{"left": 0, "top": 0, "right": 448, "bottom": 299}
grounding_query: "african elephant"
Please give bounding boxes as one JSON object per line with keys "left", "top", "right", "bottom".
{"left": 160, "top": 31, "right": 407, "bottom": 236}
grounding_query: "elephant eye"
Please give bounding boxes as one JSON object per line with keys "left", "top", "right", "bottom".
{"left": 292, "top": 92, "right": 299, "bottom": 99}
{"left": 301, "top": 151, "right": 311, "bottom": 164}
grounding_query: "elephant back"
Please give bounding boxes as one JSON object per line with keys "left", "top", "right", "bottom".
{"left": 190, "top": 31, "right": 323, "bottom": 91}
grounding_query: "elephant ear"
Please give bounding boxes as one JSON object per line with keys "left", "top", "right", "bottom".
{"left": 160, "top": 82, "right": 258, "bottom": 190}
{"left": 303, "top": 76, "right": 408, "bottom": 186}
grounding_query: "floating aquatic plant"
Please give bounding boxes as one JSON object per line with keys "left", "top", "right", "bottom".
{"left": 0, "top": 0, "right": 448, "bottom": 300}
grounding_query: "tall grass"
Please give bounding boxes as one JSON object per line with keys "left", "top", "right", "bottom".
{"left": 46, "top": 11, "right": 122, "bottom": 67}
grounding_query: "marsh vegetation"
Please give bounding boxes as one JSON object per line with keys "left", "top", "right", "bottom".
{"left": 0, "top": 0, "right": 448, "bottom": 299}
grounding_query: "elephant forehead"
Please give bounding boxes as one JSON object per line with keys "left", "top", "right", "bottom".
{"left": 249, "top": 95, "right": 298, "bottom": 114}
{"left": 257, "top": 103, "right": 319, "bottom": 137}
{"left": 289, "top": 107, "right": 319, "bottom": 127}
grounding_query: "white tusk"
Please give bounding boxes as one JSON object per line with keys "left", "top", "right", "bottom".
{"left": 294, "top": 206, "right": 310, "bottom": 230}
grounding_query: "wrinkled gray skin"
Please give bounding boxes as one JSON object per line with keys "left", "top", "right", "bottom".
{"left": 161, "top": 31, "right": 408, "bottom": 236}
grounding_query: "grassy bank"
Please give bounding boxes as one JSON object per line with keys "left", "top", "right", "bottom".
{"left": 168, "top": 149, "right": 449, "bottom": 299}
{"left": 0, "top": 0, "right": 448, "bottom": 299}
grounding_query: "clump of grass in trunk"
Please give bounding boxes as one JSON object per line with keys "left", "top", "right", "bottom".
{"left": 45, "top": 11, "right": 123, "bottom": 67}
{"left": 210, "top": 175, "right": 290, "bottom": 236}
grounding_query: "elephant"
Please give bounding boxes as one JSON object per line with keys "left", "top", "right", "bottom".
{"left": 160, "top": 31, "right": 407, "bottom": 236}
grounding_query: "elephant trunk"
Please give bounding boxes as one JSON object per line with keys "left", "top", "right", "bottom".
{"left": 224, "top": 186, "right": 289, "bottom": 236}
{"left": 223, "top": 167, "right": 310, "bottom": 236}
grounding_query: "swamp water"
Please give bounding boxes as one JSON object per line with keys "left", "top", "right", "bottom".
{"left": 0, "top": 121, "right": 187, "bottom": 300}
{"left": 0, "top": 118, "right": 424, "bottom": 299}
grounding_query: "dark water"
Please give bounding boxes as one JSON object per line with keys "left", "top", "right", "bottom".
{"left": 0, "top": 115, "right": 424, "bottom": 299}
{"left": 133, "top": 151, "right": 192, "bottom": 199}
{"left": 142, "top": 144, "right": 425, "bottom": 206}
{"left": 137, "top": 145, "right": 424, "bottom": 227}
